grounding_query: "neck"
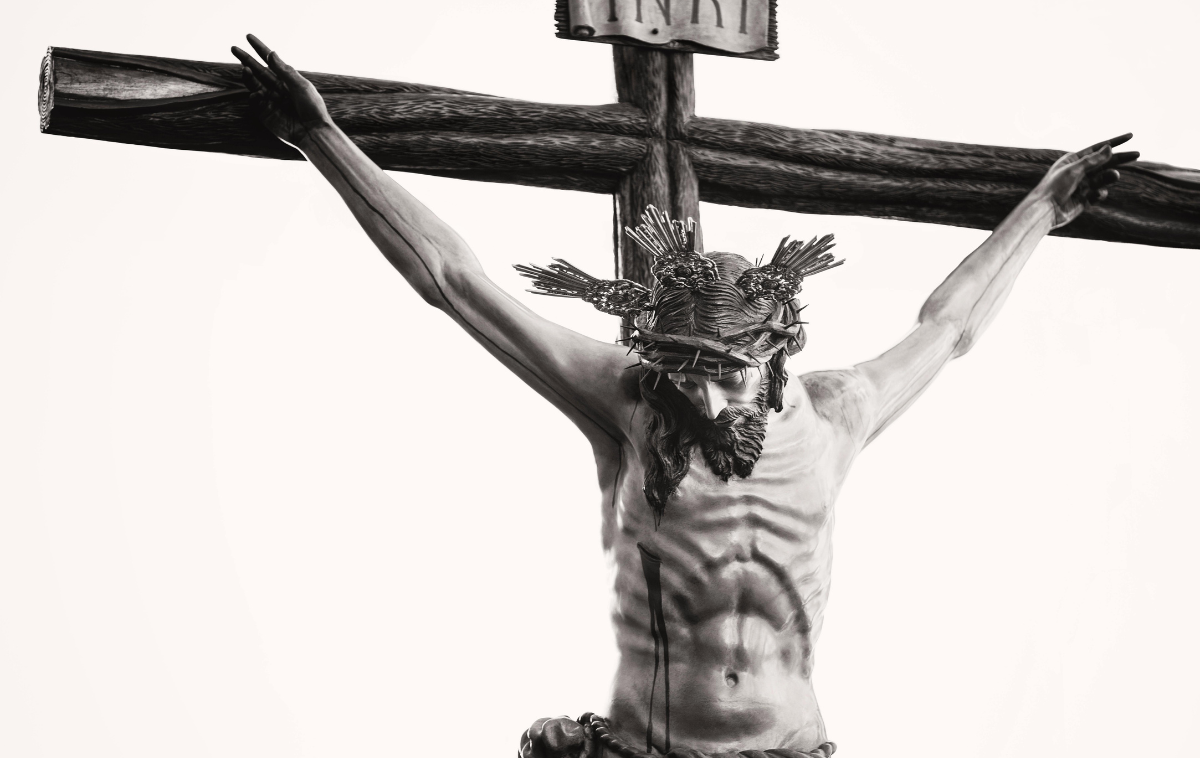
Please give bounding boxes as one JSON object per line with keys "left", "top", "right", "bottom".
{"left": 639, "top": 372, "right": 776, "bottom": 521}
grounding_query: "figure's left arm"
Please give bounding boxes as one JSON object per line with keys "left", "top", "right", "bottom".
{"left": 845, "top": 136, "right": 1138, "bottom": 445}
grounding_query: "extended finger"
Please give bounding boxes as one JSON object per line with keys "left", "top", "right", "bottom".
{"left": 1109, "top": 150, "right": 1140, "bottom": 166}
{"left": 1106, "top": 132, "right": 1134, "bottom": 149}
{"left": 247, "top": 34, "right": 297, "bottom": 80}
{"left": 246, "top": 34, "right": 274, "bottom": 62}
{"left": 232, "top": 46, "right": 278, "bottom": 88}
{"left": 1085, "top": 132, "right": 1133, "bottom": 153}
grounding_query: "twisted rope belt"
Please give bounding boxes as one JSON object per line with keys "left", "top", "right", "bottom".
{"left": 579, "top": 712, "right": 836, "bottom": 758}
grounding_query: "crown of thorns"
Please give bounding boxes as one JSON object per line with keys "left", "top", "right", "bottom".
{"left": 514, "top": 206, "right": 844, "bottom": 376}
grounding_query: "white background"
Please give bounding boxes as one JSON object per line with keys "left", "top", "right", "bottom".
{"left": 3, "top": 2, "right": 1198, "bottom": 757}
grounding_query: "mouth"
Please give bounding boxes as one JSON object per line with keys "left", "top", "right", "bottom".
{"left": 710, "top": 406, "right": 758, "bottom": 430}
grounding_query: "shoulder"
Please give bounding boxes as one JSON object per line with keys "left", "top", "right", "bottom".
{"left": 796, "top": 368, "right": 873, "bottom": 440}
{"left": 800, "top": 368, "right": 871, "bottom": 413}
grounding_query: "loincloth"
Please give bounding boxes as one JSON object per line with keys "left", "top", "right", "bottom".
{"left": 520, "top": 712, "right": 836, "bottom": 758}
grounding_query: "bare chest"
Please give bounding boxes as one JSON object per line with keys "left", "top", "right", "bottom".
{"left": 617, "top": 401, "right": 853, "bottom": 531}
{"left": 607, "top": 403, "right": 856, "bottom": 622}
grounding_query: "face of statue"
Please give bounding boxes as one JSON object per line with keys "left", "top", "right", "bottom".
{"left": 667, "top": 367, "right": 765, "bottom": 420}
{"left": 641, "top": 363, "right": 777, "bottom": 516}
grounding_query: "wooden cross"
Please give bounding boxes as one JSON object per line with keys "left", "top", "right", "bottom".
{"left": 37, "top": 7, "right": 1200, "bottom": 290}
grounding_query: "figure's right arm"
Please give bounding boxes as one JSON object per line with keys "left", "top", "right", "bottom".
{"left": 232, "top": 37, "right": 637, "bottom": 445}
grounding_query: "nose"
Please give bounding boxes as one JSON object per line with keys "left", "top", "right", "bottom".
{"left": 699, "top": 383, "right": 728, "bottom": 419}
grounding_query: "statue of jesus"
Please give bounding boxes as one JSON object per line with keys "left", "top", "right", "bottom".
{"left": 232, "top": 35, "right": 1136, "bottom": 758}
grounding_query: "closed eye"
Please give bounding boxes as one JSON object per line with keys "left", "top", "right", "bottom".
{"left": 668, "top": 373, "right": 698, "bottom": 390}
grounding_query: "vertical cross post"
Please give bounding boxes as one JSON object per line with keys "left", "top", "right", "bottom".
{"left": 613, "top": 47, "right": 699, "bottom": 287}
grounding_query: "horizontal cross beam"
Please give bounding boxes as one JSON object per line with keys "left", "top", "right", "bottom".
{"left": 40, "top": 47, "right": 1200, "bottom": 251}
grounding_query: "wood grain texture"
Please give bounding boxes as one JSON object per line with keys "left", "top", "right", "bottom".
{"left": 612, "top": 46, "right": 700, "bottom": 284}
{"left": 701, "top": 181, "right": 1200, "bottom": 249}
{"left": 40, "top": 46, "right": 1200, "bottom": 251}
{"left": 666, "top": 52, "right": 695, "bottom": 141}
{"left": 41, "top": 47, "right": 646, "bottom": 190}
{"left": 688, "top": 118, "right": 1200, "bottom": 247}
{"left": 617, "top": 141, "right": 673, "bottom": 285}
{"left": 614, "top": 45, "right": 669, "bottom": 135}
{"left": 325, "top": 95, "right": 646, "bottom": 136}
{"left": 668, "top": 141, "right": 700, "bottom": 229}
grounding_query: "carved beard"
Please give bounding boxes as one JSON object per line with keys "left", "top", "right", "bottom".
{"left": 684, "top": 378, "right": 771, "bottom": 481}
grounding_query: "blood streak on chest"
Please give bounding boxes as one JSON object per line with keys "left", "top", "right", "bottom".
{"left": 633, "top": 417, "right": 843, "bottom": 627}
{"left": 602, "top": 384, "right": 859, "bottom": 748}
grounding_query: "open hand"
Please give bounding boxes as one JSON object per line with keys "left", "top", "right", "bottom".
{"left": 232, "top": 35, "right": 331, "bottom": 146}
{"left": 1036, "top": 134, "right": 1139, "bottom": 229}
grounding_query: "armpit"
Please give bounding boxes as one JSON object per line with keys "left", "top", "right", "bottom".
{"left": 801, "top": 370, "right": 873, "bottom": 443}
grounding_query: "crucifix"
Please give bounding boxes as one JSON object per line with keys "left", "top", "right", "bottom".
{"left": 35, "top": 2, "right": 1200, "bottom": 757}
{"left": 37, "top": 2, "right": 1200, "bottom": 290}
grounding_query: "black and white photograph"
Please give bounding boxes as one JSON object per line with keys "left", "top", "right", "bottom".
{"left": 4, "top": 2, "right": 1198, "bottom": 757}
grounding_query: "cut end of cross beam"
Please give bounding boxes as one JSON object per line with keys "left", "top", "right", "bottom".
{"left": 39, "top": 47, "right": 54, "bottom": 133}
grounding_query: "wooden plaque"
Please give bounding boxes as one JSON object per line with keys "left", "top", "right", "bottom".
{"left": 555, "top": 0, "right": 779, "bottom": 61}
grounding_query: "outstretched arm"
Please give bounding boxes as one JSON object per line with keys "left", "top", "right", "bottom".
{"left": 846, "top": 136, "right": 1138, "bottom": 445}
{"left": 232, "top": 36, "right": 637, "bottom": 446}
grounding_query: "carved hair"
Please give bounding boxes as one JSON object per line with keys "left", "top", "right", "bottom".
{"left": 645, "top": 251, "right": 805, "bottom": 376}
{"left": 640, "top": 361, "right": 784, "bottom": 522}
{"left": 514, "top": 207, "right": 840, "bottom": 520}
{"left": 515, "top": 206, "right": 837, "bottom": 377}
